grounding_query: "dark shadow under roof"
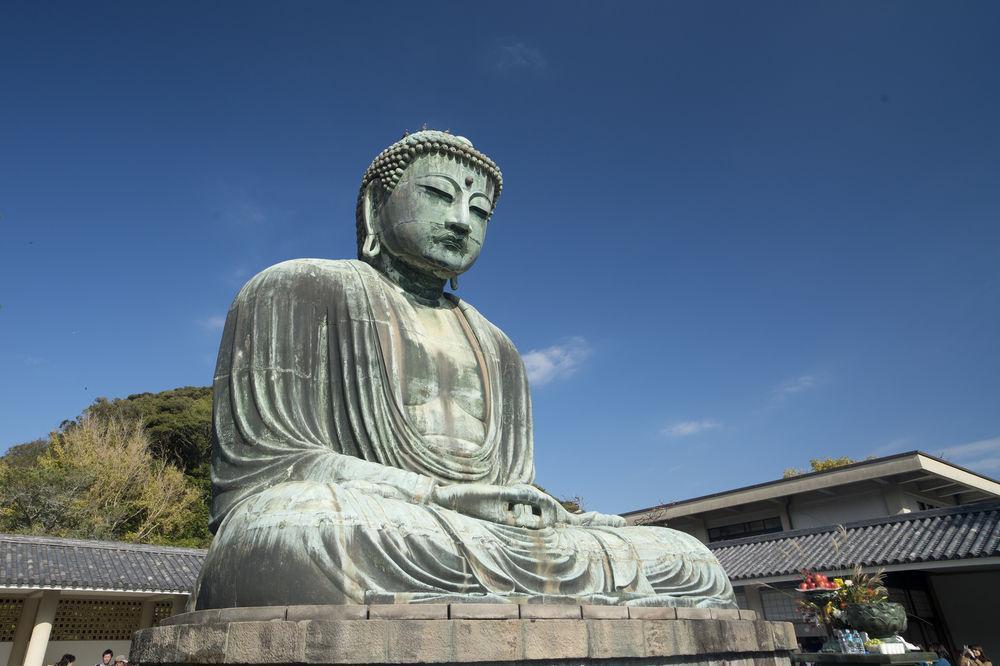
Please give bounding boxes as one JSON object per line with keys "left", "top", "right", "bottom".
{"left": 709, "top": 500, "right": 1000, "bottom": 582}
{"left": 0, "top": 534, "right": 206, "bottom": 593}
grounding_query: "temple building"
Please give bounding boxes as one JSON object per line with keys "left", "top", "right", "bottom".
{"left": 624, "top": 451, "right": 1000, "bottom": 657}
{"left": 0, "top": 537, "right": 199, "bottom": 666}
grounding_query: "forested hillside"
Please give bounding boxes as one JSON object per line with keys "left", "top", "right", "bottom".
{"left": 0, "top": 387, "right": 213, "bottom": 547}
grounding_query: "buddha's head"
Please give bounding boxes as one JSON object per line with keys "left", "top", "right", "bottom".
{"left": 356, "top": 130, "right": 502, "bottom": 282}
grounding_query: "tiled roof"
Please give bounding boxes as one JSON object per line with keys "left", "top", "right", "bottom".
{"left": 0, "top": 534, "right": 206, "bottom": 593}
{"left": 710, "top": 500, "right": 1000, "bottom": 582}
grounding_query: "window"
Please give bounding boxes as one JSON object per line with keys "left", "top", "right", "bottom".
{"left": 760, "top": 589, "right": 799, "bottom": 621}
{"left": 0, "top": 598, "right": 24, "bottom": 641}
{"left": 708, "top": 516, "right": 783, "bottom": 542}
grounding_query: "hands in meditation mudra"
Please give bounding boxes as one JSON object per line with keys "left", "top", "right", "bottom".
{"left": 193, "top": 131, "right": 735, "bottom": 609}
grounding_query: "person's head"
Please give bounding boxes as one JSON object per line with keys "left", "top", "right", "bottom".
{"left": 56, "top": 654, "right": 76, "bottom": 666}
{"left": 972, "top": 647, "right": 987, "bottom": 660}
{"left": 113, "top": 656, "right": 128, "bottom": 665}
{"left": 357, "top": 130, "right": 502, "bottom": 282}
{"left": 102, "top": 649, "right": 114, "bottom": 665}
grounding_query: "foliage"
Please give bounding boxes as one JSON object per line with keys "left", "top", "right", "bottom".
{"left": 77, "top": 386, "right": 212, "bottom": 478}
{"left": 0, "top": 413, "right": 204, "bottom": 545}
{"left": 782, "top": 455, "right": 875, "bottom": 479}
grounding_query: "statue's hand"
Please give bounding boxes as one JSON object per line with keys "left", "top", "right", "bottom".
{"left": 566, "top": 511, "right": 627, "bottom": 528}
{"left": 431, "top": 483, "right": 570, "bottom": 529}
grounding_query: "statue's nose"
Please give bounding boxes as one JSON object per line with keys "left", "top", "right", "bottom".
{"left": 447, "top": 218, "right": 471, "bottom": 236}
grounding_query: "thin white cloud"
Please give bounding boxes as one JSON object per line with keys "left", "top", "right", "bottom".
{"left": 199, "top": 315, "right": 226, "bottom": 331}
{"left": 936, "top": 436, "right": 1000, "bottom": 472}
{"left": 768, "top": 374, "right": 821, "bottom": 408}
{"left": 489, "top": 41, "right": 546, "bottom": 74}
{"left": 775, "top": 375, "right": 816, "bottom": 396}
{"left": 523, "top": 337, "right": 590, "bottom": 385}
{"left": 661, "top": 419, "right": 722, "bottom": 438}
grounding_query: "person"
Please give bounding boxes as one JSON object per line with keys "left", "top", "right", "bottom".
{"left": 930, "top": 645, "right": 952, "bottom": 666}
{"left": 113, "top": 657, "right": 128, "bottom": 665}
{"left": 54, "top": 655, "right": 75, "bottom": 666}
{"left": 191, "top": 130, "right": 736, "bottom": 609}
{"left": 95, "top": 649, "right": 113, "bottom": 666}
{"left": 961, "top": 646, "right": 992, "bottom": 666}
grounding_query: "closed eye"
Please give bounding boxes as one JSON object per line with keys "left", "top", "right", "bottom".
{"left": 419, "top": 184, "right": 454, "bottom": 203}
{"left": 470, "top": 204, "right": 489, "bottom": 220}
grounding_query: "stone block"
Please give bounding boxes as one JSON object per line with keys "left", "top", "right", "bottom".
{"left": 176, "top": 623, "right": 228, "bottom": 663}
{"left": 523, "top": 619, "right": 588, "bottom": 660}
{"left": 130, "top": 626, "right": 178, "bottom": 664}
{"left": 628, "top": 606, "right": 677, "bottom": 620}
{"left": 224, "top": 620, "right": 301, "bottom": 664}
{"left": 519, "top": 604, "right": 582, "bottom": 619}
{"left": 370, "top": 603, "right": 448, "bottom": 620}
{"left": 723, "top": 620, "right": 758, "bottom": 651}
{"left": 219, "top": 606, "right": 287, "bottom": 623}
{"left": 286, "top": 604, "right": 368, "bottom": 621}
{"left": 450, "top": 603, "right": 519, "bottom": 619}
{"left": 690, "top": 619, "right": 728, "bottom": 654}
{"left": 581, "top": 604, "right": 628, "bottom": 619}
{"left": 711, "top": 608, "right": 741, "bottom": 620}
{"left": 752, "top": 620, "right": 776, "bottom": 651}
{"left": 643, "top": 619, "right": 679, "bottom": 657}
{"left": 772, "top": 621, "right": 798, "bottom": 650}
{"left": 739, "top": 609, "right": 758, "bottom": 621}
{"left": 303, "top": 619, "right": 388, "bottom": 664}
{"left": 587, "top": 619, "right": 644, "bottom": 659}
{"left": 675, "top": 607, "right": 713, "bottom": 620}
{"left": 453, "top": 619, "right": 522, "bottom": 662}
{"left": 386, "top": 619, "right": 454, "bottom": 662}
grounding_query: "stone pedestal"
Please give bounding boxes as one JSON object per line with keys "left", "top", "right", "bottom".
{"left": 131, "top": 604, "right": 796, "bottom": 665}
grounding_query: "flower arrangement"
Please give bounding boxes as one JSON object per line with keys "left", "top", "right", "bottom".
{"left": 795, "top": 566, "right": 905, "bottom": 640}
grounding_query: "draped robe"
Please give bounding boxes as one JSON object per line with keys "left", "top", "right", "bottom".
{"left": 192, "top": 259, "right": 735, "bottom": 609}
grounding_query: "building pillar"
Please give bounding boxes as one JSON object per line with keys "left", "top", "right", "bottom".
{"left": 22, "top": 591, "right": 59, "bottom": 666}
{"left": 6, "top": 595, "right": 41, "bottom": 666}
{"left": 139, "top": 599, "right": 157, "bottom": 629}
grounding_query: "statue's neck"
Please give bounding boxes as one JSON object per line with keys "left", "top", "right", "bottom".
{"left": 370, "top": 252, "right": 448, "bottom": 305}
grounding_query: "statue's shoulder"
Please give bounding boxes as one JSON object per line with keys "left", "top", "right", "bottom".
{"left": 451, "top": 297, "right": 521, "bottom": 358}
{"left": 238, "top": 258, "right": 369, "bottom": 299}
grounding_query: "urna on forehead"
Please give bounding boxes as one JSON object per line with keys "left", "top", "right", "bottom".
{"left": 359, "top": 130, "right": 503, "bottom": 212}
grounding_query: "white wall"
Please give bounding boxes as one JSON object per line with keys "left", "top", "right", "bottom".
{"left": 790, "top": 488, "right": 889, "bottom": 528}
{"left": 929, "top": 571, "right": 1000, "bottom": 659}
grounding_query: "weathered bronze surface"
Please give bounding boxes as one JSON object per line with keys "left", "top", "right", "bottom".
{"left": 192, "top": 131, "right": 735, "bottom": 609}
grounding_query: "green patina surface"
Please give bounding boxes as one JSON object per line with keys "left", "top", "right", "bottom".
{"left": 192, "top": 131, "right": 736, "bottom": 609}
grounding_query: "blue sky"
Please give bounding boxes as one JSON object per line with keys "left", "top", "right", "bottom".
{"left": 2, "top": 2, "right": 998, "bottom": 513}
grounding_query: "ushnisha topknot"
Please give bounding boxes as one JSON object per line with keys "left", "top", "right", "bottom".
{"left": 356, "top": 130, "right": 503, "bottom": 255}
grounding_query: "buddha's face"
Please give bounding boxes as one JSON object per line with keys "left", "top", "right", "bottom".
{"left": 372, "top": 153, "right": 496, "bottom": 279}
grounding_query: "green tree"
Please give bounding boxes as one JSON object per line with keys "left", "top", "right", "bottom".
{"left": 782, "top": 455, "right": 874, "bottom": 479}
{"left": 0, "top": 414, "right": 204, "bottom": 545}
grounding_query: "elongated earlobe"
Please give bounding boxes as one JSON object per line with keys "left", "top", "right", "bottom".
{"left": 450, "top": 276, "right": 459, "bottom": 290}
{"left": 362, "top": 233, "right": 381, "bottom": 258}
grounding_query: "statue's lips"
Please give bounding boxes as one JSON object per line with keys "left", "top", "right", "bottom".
{"left": 435, "top": 234, "right": 467, "bottom": 252}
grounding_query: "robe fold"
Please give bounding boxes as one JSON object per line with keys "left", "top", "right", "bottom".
{"left": 193, "top": 258, "right": 735, "bottom": 609}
